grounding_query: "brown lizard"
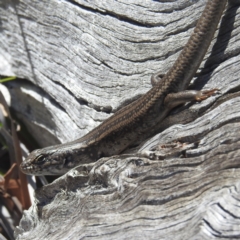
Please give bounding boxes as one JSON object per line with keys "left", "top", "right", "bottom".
{"left": 20, "top": 0, "right": 228, "bottom": 175}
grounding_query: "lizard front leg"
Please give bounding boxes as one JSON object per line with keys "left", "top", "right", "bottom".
{"left": 164, "top": 89, "right": 218, "bottom": 109}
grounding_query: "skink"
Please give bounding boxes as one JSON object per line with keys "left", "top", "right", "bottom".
{"left": 21, "top": 0, "right": 227, "bottom": 175}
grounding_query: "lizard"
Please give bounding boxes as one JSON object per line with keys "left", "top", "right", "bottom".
{"left": 20, "top": 0, "right": 228, "bottom": 175}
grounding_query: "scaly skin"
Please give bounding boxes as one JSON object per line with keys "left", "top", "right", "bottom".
{"left": 21, "top": 0, "right": 227, "bottom": 175}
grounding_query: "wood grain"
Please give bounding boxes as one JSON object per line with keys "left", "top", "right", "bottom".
{"left": 0, "top": 0, "right": 240, "bottom": 239}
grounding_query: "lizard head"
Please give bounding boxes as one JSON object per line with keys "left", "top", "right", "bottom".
{"left": 20, "top": 146, "right": 75, "bottom": 175}
{"left": 20, "top": 140, "right": 95, "bottom": 175}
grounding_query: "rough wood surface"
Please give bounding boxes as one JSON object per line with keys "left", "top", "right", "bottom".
{"left": 1, "top": 0, "right": 240, "bottom": 239}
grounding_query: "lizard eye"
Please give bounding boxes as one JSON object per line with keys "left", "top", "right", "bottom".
{"left": 35, "top": 155, "right": 45, "bottom": 164}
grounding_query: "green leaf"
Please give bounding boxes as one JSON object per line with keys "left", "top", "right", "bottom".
{"left": 0, "top": 76, "right": 17, "bottom": 83}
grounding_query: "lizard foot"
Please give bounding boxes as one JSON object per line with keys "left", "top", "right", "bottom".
{"left": 195, "top": 88, "right": 219, "bottom": 101}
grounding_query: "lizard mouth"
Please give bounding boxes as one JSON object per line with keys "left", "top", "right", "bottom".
{"left": 20, "top": 158, "right": 68, "bottom": 176}
{"left": 20, "top": 161, "right": 42, "bottom": 175}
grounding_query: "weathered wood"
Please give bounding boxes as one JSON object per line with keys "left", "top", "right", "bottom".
{"left": 15, "top": 99, "right": 240, "bottom": 239}
{"left": 2, "top": 0, "right": 233, "bottom": 146}
{"left": 0, "top": 0, "right": 240, "bottom": 239}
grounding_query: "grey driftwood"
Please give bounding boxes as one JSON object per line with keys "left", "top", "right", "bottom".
{"left": 0, "top": 0, "right": 240, "bottom": 239}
